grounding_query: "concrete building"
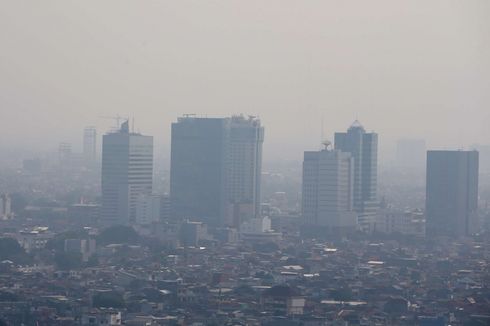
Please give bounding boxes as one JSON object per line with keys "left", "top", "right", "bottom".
{"left": 0, "top": 193, "right": 12, "bottom": 220}
{"left": 180, "top": 221, "right": 207, "bottom": 247}
{"left": 101, "top": 121, "right": 153, "bottom": 226}
{"left": 170, "top": 115, "right": 264, "bottom": 227}
{"left": 334, "top": 120, "right": 378, "bottom": 232}
{"left": 426, "top": 150, "right": 479, "bottom": 237}
{"left": 226, "top": 115, "right": 264, "bottom": 227}
{"left": 375, "top": 209, "right": 425, "bottom": 236}
{"left": 64, "top": 238, "right": 96, "bottom": 262}
{"left": 17, "top": 227, "right": 54, "bottom": 253}
{"left": 83, "top": 126, "right": 97, "bottom": 163}
{"left": 302, "top": 142, "right": 357, "bottom": 232}
{"left": 135, "top": 194, "right": 161, "bottom": 225}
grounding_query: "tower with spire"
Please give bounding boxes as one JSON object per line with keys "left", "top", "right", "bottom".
{"left": 334, "top": 120, "right": 378, "bottom": 232}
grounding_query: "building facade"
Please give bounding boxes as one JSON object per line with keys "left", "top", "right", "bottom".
{"left": 334, "top": 120, "right": 378, "bottom": 231}
{"left": 101, "top": 121, "right": 153, "bottom": 226}
{"left": 170, "top": 115, "right": 264, "bottom": 228}
{"left": 83, "top": 126, "right": 97, "bottom": 163}
{"left": 426, "top": 150, "right": 479, "bottom": 237}
{"left": 302, "top": 143, "right": 357, "bottom": 232}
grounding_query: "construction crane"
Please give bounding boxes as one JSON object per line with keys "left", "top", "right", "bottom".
{"left": 99, "top": 115, "right": 128, "bottom": 131}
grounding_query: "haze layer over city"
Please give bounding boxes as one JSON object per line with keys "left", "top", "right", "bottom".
{"left": 0, "top": 1, "right": 489, "bottom": 326}
{"left": 1, "top": 1, "right": 490, "bottom": 161}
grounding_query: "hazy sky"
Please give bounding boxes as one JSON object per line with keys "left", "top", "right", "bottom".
{"left": 1, "top": 1, "right": 489, "bottom": 161}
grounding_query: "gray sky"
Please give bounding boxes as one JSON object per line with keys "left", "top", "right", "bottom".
{"left": 1, "top": 1, "right": 489, "bottom": 161}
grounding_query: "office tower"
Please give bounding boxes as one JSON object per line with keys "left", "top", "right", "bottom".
{"left": 101, "top": 121, "right": 153, "bottom": 226}
{"left": 396, "top": 138, "right": 426, "bottom": 169}
{"left": 227, "top": 115, "right": 264, "bottom": 226}
{"left": 83, "top": 126, "right": 97, "bottom": 162}
{"left": 426, "top": 150, "right": 479, "bottom": 237}
{"left": 302, "top": 142, "right": 357, "bottom": 231}
{"left": 170, "top": 115, "right": 264, "bottom": 227}
{"left": 170, "top": 117, "right": 228, "bottom": 227}
{"left": 334, "top": 120, "right": 378, "bottom": 231}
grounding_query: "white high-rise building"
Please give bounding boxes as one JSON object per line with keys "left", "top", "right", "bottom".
{"left": 302, "top": 142, "right": 357, "bottom": 231}
{"left": 101, "top": 121, "right": 153, "bottom": 226}
{"left": 334, "top": 120, "right": 378, "bottom": 232}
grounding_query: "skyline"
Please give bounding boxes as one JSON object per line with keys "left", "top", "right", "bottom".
{"left": 1, "top": 1, "right": 489, "bottom": 161}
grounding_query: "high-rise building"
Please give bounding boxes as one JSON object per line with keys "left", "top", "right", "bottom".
{"left": 101, "top": 121, "right": 153, "bottom": 226}
{"left": 426, "top": 150, "right": 479, "bottom": 237}
{"left": 302, "top": 142, "right": 357, "bottom": 231}
{"left": 83, "top": 126, "right": 97, "bottom": 162}
{"left": 227, "top": 115, "right": 264, "bottom": 226}
{"left": 170, "top": 115, "right": 264, "bottom": 227}
{"left": 334, "top": 120, "right": 378, "bottom": 231}
{"left": 170, "top": 117, "right": 228, "bottom": 227}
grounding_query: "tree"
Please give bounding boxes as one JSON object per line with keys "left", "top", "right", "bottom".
{"left": 54, "top": 252, "right": 82, "bottom": 270}
{"left": 0, "top": 238, "right": 31, "bottom": 264}
{"left": 97, "top": 225, "right": 139, "bottom": 245}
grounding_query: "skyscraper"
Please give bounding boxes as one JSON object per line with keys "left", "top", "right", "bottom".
{"left": 227, "top": 115, "right": 264, "bottom": 226}
{"left": 83, "top": 126, "right": 97, "bottom": 162}
{"left": 426, "top": 150, "right": 479, "bottom": 237}
{"left": 302, "top": 142, "right": 357, "bottom": 232}
{"left": 101, "top": 121, "right": 153, "bottom": 226}
{"left": 170, "top": 115, "right": 264, "bottom": 228}
{"left": 334, "top": 120, "right": 378, "bottom": 231}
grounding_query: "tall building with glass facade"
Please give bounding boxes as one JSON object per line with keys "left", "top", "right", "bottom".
{"left": 101, "top": 121, "right": 153, "bottom": 226}
{"left": 334, "top": 120, "right": 378, "bottom": 231}
{"left": 170, "top": 115, "right": 264, "bottom": 228}
{"left": 426, "top": 150, "right": 479, "bottom": 237}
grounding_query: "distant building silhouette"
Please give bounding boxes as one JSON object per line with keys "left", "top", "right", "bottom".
{"left": 302, "top": 142, "right": 357, "bottom": 232}
{"left": 58, "top": 142, "right": 72, "bottom": 163}
{"left": 334, "top": 120, "right": 378, "bottom": 232}
{"left": 170, "top": 115, "right": 264, "bottom": 227}
{"left": 426, "top": 150, "right": 479, "bottom": 237}
{"left": 83, "top": 126, "right": 97, "bottom": 162}
{"left": 101, "top": 121, "right": 153, "bottom": 225}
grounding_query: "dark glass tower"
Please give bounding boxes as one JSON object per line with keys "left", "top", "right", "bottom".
{"left": 334, "top": 120, "right": 378, "bottom": 231}
{"left": 170, "top": 115, "right": 264, "bottom": 228}
{"left": 426, "top": 150, "right": 479, "bottom": 237}
{"left": 170, "top": 117, "right": 228, "bottom": 227}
